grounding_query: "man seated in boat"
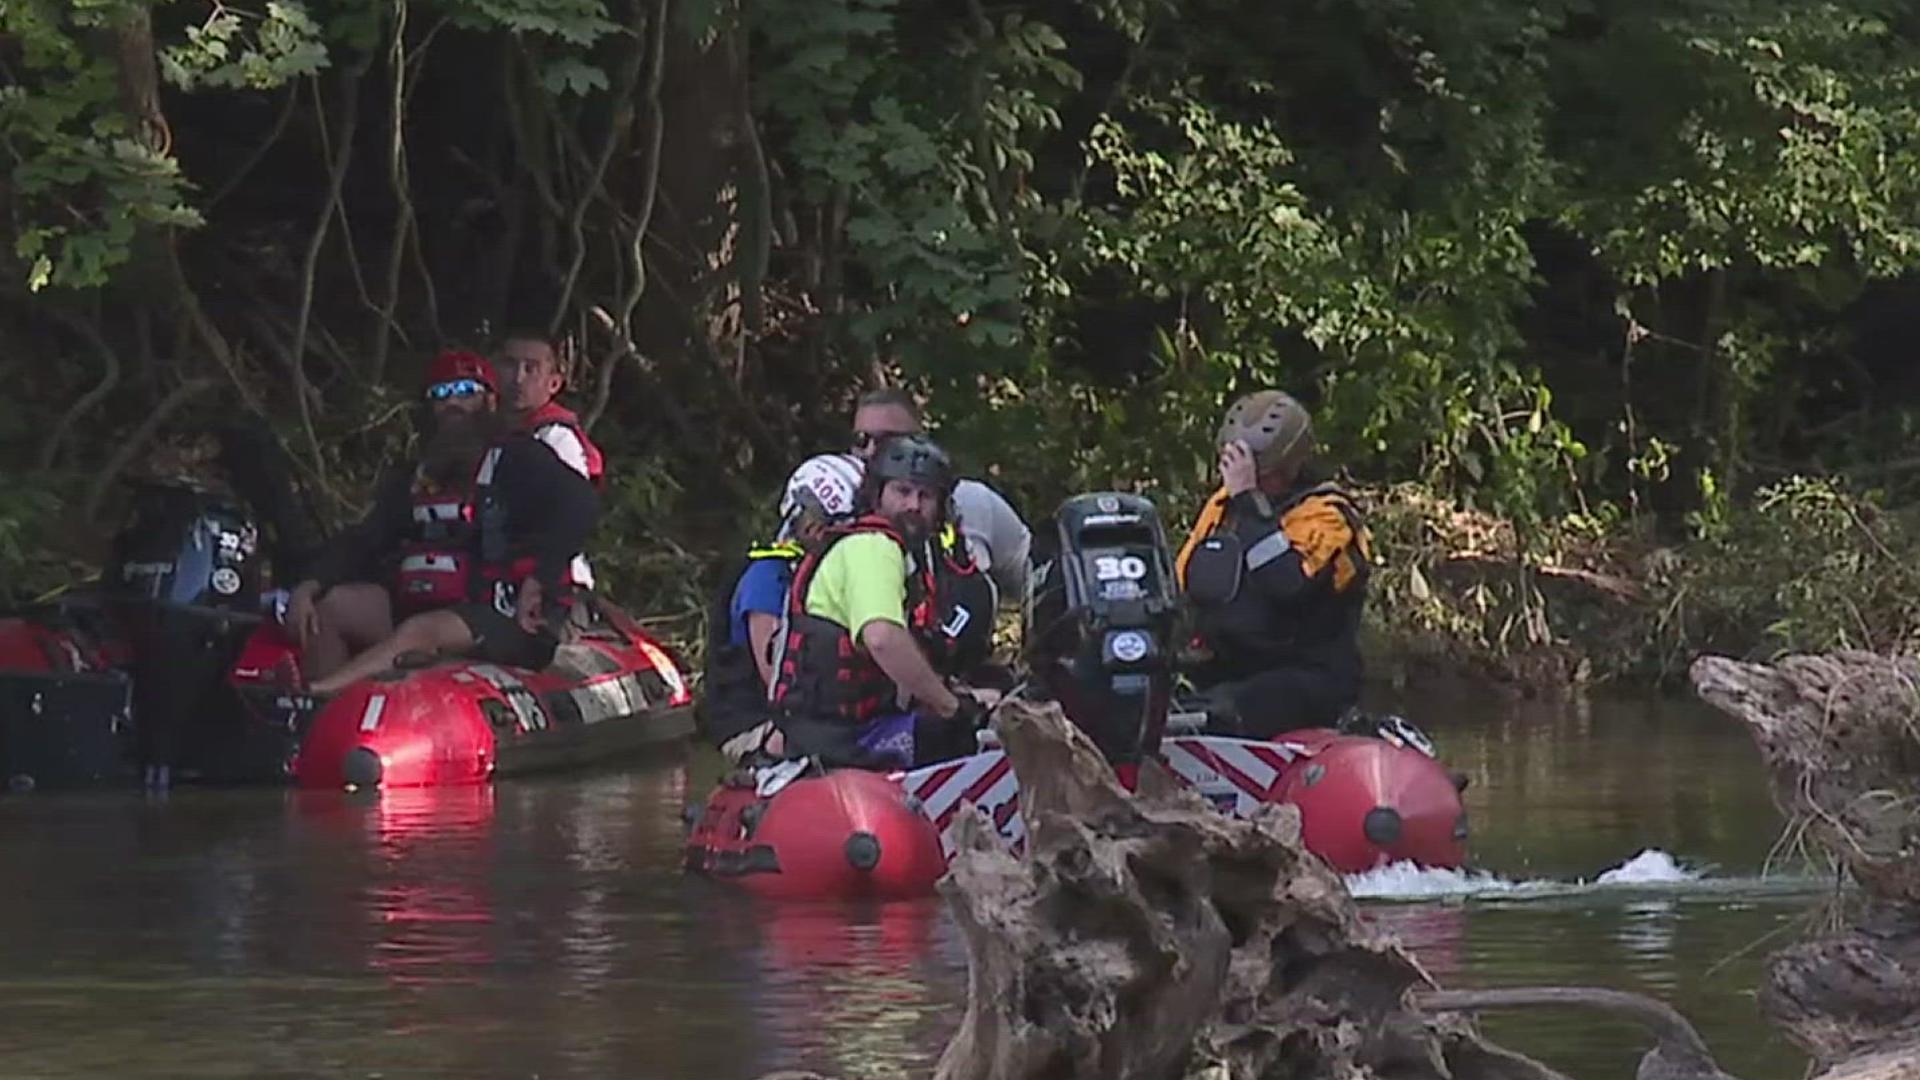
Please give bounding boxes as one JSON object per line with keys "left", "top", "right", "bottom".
{"left": 764, "top": 435, "right": 992, "bottom": 769}
{"left": 702, "top": 460, "right": 857, "bottom": 764}
{"left": 782, "top": 387, "right": 1034, "bottom": 610}
{"left": 285, "top": 350, "right": 502, "bottom": 680}
{"left": 1174, "top": 390, "right": 1374, "bottom": 737}
{"left": 300, "top": 393, "right": 600, "bottom": 695}
{"left": 492, "top": 329, "right": 605, "bottom": 601}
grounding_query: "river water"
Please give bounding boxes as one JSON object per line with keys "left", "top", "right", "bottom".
{"left": 0, "top": 688, "right": 1820, "bottom": 1079}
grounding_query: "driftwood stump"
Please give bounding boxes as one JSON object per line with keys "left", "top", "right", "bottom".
{"left": 1693, "top": 652, "right": 1920, "bottom": 1080}
{"left": 932, "top": 700, "right": 1743, "bottom": 1080}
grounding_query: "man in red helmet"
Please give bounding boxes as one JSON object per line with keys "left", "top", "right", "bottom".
{"left": 303, "top": 410, "right": 599, "bottom": 694}
{"left": 494, "top": 330, "right": 604, "bottom": 590}
{"left": 284, "top": 350, "right": 503, "bottom": 679}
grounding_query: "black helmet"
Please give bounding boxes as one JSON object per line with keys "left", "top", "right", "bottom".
{"left": 858, "top": 434, "right": 955, "bottom": 513}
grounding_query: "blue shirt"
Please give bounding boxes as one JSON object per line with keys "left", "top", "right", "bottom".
{"left": 728, "top": 557, "right": 793, "bottom": 646}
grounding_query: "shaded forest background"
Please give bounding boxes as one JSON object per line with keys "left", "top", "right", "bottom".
{"left": 8, "top": 0, "right": 1920, "bottom": 681}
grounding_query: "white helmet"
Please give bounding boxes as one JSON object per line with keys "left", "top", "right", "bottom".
{"left": 778, "top": 453, "right": 863, "bottom": 537}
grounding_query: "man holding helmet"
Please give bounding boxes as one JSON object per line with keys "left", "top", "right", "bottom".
{"left": 1175, "top": 390, "right": 1373, "bottom": 736}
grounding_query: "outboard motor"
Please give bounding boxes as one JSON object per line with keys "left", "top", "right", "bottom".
{"left": 110, "top": 477, "right": 264, "bottom": 613}
{"left": 1024, "top": 493, "right": 1180, "bottom": 768}
{"left": 107, "top": 478, "right": 266, "bottom": 781}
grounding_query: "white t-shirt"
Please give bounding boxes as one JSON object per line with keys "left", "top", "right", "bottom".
{"left": 532, "top": 421, "right": 595, "bottom": 589}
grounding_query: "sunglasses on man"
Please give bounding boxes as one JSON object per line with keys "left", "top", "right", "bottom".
{"left": 425, "top": 378, "right": 488, "bottom": 401}
{"left": 853, "top": 429, "right": 916, "bottom": 452}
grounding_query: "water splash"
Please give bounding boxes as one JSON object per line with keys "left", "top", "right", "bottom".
{"left": 1345, "top": 861, "right": 1556, "bottom": 900}
{"left": 1345, "top": 848, "right": 1807, "bottom": 901}
{"left": 1593, "top": 849, "right": 1702, "bottom": 886}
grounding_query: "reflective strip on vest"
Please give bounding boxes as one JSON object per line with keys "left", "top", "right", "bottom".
{"left": 399, "top": 553, "right": 462, "bottom": 574}
{"left": 475, "top": 447, "right": 503, "bottom": 486}
{"left": 412, "top": 500, "right": 464, "bottom": 524}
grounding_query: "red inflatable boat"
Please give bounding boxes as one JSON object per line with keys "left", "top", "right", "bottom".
{"left": 230, "top": 607, "right": 696, "bottom": 789}
{"left": 685, "top": 491, "right": 1469, "bottom": 899}
{"left": 684, "top": 722, "right": 1468, "bottom": 900}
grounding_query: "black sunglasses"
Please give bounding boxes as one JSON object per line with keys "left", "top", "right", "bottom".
{"left": 853, "top": 429, "right": 915, "bottom": 451}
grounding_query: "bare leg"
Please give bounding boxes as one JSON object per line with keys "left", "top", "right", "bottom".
{"left": 308, "top": 609, "right": 475, "bottom": 695}
{"left": 304, "top": 583, "right": 395, "bottom": 680}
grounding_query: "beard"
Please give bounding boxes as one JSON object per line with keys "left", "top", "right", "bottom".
{"left": 420, "top": 407, "right": 500, "bottom": 490}
{"left": 887, "top": 508, "right": 935, "bottom": 545}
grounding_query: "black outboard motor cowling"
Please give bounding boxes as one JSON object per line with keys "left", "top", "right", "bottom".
{"left": 109, "top": 478, "right": 263, "bottom": 613}
{"left": 107, "top": 479, "right": 266, "bottom": 777}
{"left": 1024, "top": 493, "right": 1180, "bottom": 766}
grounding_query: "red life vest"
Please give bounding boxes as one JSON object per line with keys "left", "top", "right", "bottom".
{"left": 769, "top": 516, "right": 937, "bottom": 726}
{"left": 523, "top": 401, "right": 605, "bottom": 489}
{"left": 390, "top": 439, "right": 581, "bottom": 619}
{"left": 392, "top": 477, "right": 475, "bottom": 617}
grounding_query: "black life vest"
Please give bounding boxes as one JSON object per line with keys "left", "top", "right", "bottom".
{"left": 922, "top": 522, "right": 996, "bottom": 676}
{"left": 698, "top": 539, "right": 802, "bottom": 747}
{"left": 1188, "top": 482, "right": 1372, "bottom": 686}
{"left": 469, "top": 438, "right": 581, "bottom": 621}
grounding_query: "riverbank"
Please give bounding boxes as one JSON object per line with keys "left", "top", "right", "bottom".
{"left": 1360, "top": 475, "right": 1920, "bottom": 695}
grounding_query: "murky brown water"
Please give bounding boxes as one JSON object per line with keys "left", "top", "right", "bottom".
{"left": 0, "top": 688, "right": 1817, "bottom": 1079}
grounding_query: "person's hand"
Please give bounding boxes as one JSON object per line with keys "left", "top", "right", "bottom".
{"left": 1220, "top": 439, "right": 1259, "bottom": 496}
{"left": 514, "top": 577, "right": 545, "bottom": 634}
{"left": 286, "top": 580, "right": 323, "bottom": 649}
{"left": 958, "top": 685, "right": 1004, "bottom": 709}
{"left": 950, "top": 695, "right": 986, "bottom": 730}
{"left": 720, "top": 721, "right": 784, "bottom": 765}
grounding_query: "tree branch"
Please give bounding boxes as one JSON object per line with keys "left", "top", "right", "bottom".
{"left": 548, "top": 7, "right": 649, "bottom": 335}
{"left": 37, "top": 305, "right": 122, "bottom": 471}
{"left": 83, "top": 378, "right": 217, "bottom": 520}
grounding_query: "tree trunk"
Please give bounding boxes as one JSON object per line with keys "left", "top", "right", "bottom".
{"left": 1692, "top": 652, "right": 1920, "bottom": 1080}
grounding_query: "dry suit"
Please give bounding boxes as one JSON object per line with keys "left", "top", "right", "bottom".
{"left": 1175, "top": 480, "right": 1372, "bottom": 736}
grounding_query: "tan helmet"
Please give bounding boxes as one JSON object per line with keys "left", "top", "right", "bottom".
{"left": 1218, "top": 390, "right": 1314, "bottom": 480}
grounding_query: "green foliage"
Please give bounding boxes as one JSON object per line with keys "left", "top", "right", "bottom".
{"left": 749, "top": 0, "right": 1075, "bottom": 358}
{"left": 0, "top": 476, "right": 92, "bottom": 603}
{"left": 9, "top": 0, "right": 1920, "bottom": 683}
{"left": 0, "top": 1, "right": 202, "bottom": 290}
{"left": 1661, "top": 476, "right": 1920, "bottom": 660}
{"left": 160, "top": 1, "right": 330, "bottom": 90}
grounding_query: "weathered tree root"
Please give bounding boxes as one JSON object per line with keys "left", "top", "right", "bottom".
{"left": 1417, "top": 989, "right": 1739, "bottom": 1080}
{"left": 931, "top": 699, "right": 1739, "bottom": 1080}
{"left": 1693, "top": 652, "right": 1920, "bottom": 1080}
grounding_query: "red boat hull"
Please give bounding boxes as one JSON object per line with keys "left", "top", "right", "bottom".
{"left": 685, "top": 771, "right": 948, "bottom": 900}
{"left": 685, "top": 728, "right": 1468, "bottom": 899}
{"left": 260, "top": 622, "right": 696, "bottom": 789}
{"left": 0, "top": 617, "right": 97, "bottom": 673}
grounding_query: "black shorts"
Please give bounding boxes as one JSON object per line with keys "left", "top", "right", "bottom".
{"left": 450, "top": 603, "right": 560, "bottom": 671}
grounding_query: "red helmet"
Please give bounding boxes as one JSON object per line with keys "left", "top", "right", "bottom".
{"left": 424, "top": 350, "right": 498, "bottom": 396}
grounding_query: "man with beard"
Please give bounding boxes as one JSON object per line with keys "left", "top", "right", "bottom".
{"left": 765, "top": 435, "right": 986, "bottom": 769}
{"left": 286, "top": 350, "right": 502, "bottom": 679}
{"left": 303, "top": 393, "right": 600, "bottom": 695}
{"left": 783, "top": 388, "right": 1032, "bottom": 609}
